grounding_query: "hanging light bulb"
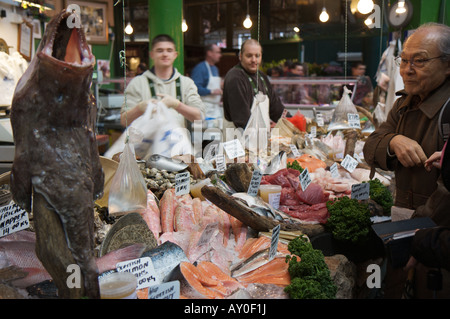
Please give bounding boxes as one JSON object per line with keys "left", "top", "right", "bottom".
{"left": 124, "top": 22, "right": 133, "bottom": 35}
{"left": 182, "top": 19, "right": 188, "bottom": 32}
{"left": 396, "top": 0, "right": 407, "bottom": 14}
{"left": 364, "top": 17, "right": 373, "bottom": 26}
{"left": 243, "top": 14, "right": 252, "bottom": 29}
{"left": 293, "top": 26, "right": 300, "bottom": 33}
{"left": 357, "top": 0, "right": 374, "bottom": 14}
{"left": 319, "top": 7, "right": 329, "bottom": 23}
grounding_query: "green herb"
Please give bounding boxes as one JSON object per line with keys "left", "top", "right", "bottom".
{"left": 365, "top": 178, "right": 393, "bottom": 215}
{"left": 326, "top": 196, "right": 372, "bottom": 244}
{"left": 284, "top": 236, "right": 336, "bottom": 299}
{"left": 287, "top": 160, "right": 304, "bottom": 173}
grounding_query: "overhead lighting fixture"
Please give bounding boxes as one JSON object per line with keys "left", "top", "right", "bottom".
{"left": 357, "top": 0, "right": 374, "bottom": 14}
{"left": 243, "top": 0, "right": 252, "bottom": 29}
{"left": 364, "top": 17, "right": 373, "bottom": 26}
{"left": 319, "top": 7, "right": 329, "bottom": 23}
{"left": 396, "top": 0, "right": 407, "bottom": 14}
{"left": 124, "top": 22, "right": 133, "bottom": 35}
{"left": 293, "top": 26, "right": 300, "bottom": 33}
{"left": 182, "top": 19, "right": 188, "bottom": 32}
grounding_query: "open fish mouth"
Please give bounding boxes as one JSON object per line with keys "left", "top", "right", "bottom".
{"left": 40, "top": 9, "right": 94, "bottom": 67}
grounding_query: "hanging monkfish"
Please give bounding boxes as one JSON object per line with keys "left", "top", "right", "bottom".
{"left": 10, "top": 9, "right": 104, "bottom": 298}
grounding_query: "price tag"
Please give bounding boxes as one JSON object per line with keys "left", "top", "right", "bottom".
{"left": 347, "top": 113, "right": 361, "bottom": 129}
{"left": 269, "top": 224, "right": 281, "bottom": 261}
{"left": 116, "top": 257, "right": 160, "bottom": 289}
{"left": 351, "top": 183, "right": 370, "bottom": 200}
{"left": 0, "top": 202, "right": 30, "bottom": 237}
{"left": 299, "top": 167, "right": 311, "bottom": 191}
{"left": 198, "top": 222, "right": 219, "bottom": 246}
{"left": 310, "top": 126, "right": 317, "bottom": 138}
{"left": 204, "top": 143, "right": 219, "bottom": 162}
{"left": 330, "top": 162, "right": 339, "bottom": 178}
{"left": 268, "top": 192, "right": 281, "bottom": 209}
{"left": 215, "top": 154, "right": 226, "bottom": 172}
{"left": 175, "top": 172, "right": 190, "bottom": 196}
{"left": 289, "top": 144, "right": 301, "bottom": 157}
{"left": 247, "top": 170, "right": 263, "bottom": 197}
{"left": 341, "top": 154, "right": 358, "bottom": 173}
{"left": 316, "top": 113, "right": 324, "bottom": 127}
{"left": 222, "top": 139, "right": 245, "bottom": 159}
{"left": 148, "top": 281, "right": 180, "bottom": 299}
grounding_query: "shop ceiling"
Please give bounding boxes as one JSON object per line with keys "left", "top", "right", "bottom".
{"left": 126, "top": 0, "right": 379, "bottom": 44}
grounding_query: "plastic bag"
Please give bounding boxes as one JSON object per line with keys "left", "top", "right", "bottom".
{"left": 108, "top": 141, "right": 147, "bottom": 216}
{"left": 242, "top": 94, "right": 269, "bottom": 154}
{"left": 327, "top": 86, "right": 359, "bottom": 132}
{"left": 105, "top": 101, "right": 193, "bottom": 159}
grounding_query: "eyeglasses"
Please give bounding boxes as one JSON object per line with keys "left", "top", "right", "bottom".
{"left": 394, "top": 55, "right": 445, "bottom": 68}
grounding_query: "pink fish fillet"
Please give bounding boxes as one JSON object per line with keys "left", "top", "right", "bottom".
{"left": 0, "top": 240, "right": 146, "bottom": 288}
{"left": 140, "top": 190, "right": 161, "bottom": 239}
{"left": 160, "top": 188, "right": 176, "bottom": 233}
{"left": 173, "top": 203, "right": 197, "bottom": 232}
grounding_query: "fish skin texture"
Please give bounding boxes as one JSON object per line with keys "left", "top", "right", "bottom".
{"left": 9, "top": 10, "right": 104, "bottom": 298}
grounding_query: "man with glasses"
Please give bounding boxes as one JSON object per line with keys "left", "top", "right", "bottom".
{"left": 363, "top": 23, "right": 450, "bottom": 298}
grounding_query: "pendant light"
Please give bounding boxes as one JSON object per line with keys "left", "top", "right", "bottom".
{"left": 395, "top": 0, "right": 406, "bottom": 14}
{"left": 243, "top": 0, "right": 252, "bottom": 29}
{"left": 124, "top": 22, "right": 133, "bottom": 35}
{"left": 357, "top": 0, "right": 374, "bottom": 14}
{"left": 182, "top": 19, "right": 188, "bottom": 32}
{"left": 319, "top": 7, "right": 329, "bottom": 22}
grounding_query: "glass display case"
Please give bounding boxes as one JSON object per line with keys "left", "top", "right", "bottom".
{"left": 269, "top": 77, "right": 359, "bottom": 119}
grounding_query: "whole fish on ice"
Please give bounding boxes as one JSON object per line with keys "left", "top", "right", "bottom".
{"left": 144, "top": 154, "right": 188, "bottom": 172}
{"left": 9, "top": 9, "right": 104, "bottom": 298}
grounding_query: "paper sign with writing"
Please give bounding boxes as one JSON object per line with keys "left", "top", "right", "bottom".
{"left": 222, "top": 139, "right": 245, "bottom": 159}
{"left": 289, "top": 144, "right": 301, "bottom": 157}
{"left": 269, "top": 224, "right": 281, "bottom": 261}
{"left": 175, "top": 172, "right": 190, "bottom": 196}
{"left": 148, "top": 281, "right": 180, "bottom": 299}
{"left": 116, "top": 257, "right": 159, "bottom": 289}
{"left": 341, "top": 154, "right": 358, "bottom": 173}
{"left": 347, "top": 113, "right": 361, "bottom": 129}
{"left": 0, "top": 202, "right": 29, "bottom": 238}
{"left": 247, "top": 170, "right": 263, "bottom": 197}
{"left": 316, "top": 113, "right": 324, "bottom": 127}
{"left": 310, "top": 126, "right": 317, "bottom": 138}
{"left": 204, "top": 143, "right": 219, "bottom": 162}
{"left": 299, "top": 167, "right": 311, "bottom": 191}
{"left": 215, "top": 154, "right": 226, "bottom": 172}
{"left": 351, "top": 183, "right": 370, "bottom": 200}
{"left": 330, "top": 162, "right": 339, "bottom": 178}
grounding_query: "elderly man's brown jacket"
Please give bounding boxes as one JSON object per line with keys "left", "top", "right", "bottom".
{"left": 363, "top": 78, "right": 450, "bottom": 210}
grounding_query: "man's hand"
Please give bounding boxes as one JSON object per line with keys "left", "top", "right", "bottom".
{"left": 389, "top": 135, "right": 428, "bottom": 167}
{"left": 211, "top": 88, "right": 222, "bottom": 95}
{"left": 424, "top": 151, "right": 442, "bottom": 171}
{"left": 157, "top": 93, "right": 181, "bottom": 109}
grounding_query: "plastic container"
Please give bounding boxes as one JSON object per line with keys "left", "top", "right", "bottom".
{"left": 99, "top": 272, "right": 138, "bottom": 299}
{"left": 259, "top": 184, "right": 282, "bottom": 208}
{"left": 190, "top": 178, "right": 211, "bottom": 201}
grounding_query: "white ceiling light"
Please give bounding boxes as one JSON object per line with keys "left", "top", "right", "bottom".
{"left": 182, "top": 19, "right": 188, "bottom": 32}
{"left": 396, "top": 0, "right": 407, "bottom": 14}
{"left": 357, "top": 0, "right": 374, "bottom": 14}
{"left": 243, "top": 0, "right": 252, "bottom": 29}
{"left": 293, "top": 26, "right": 300, "bottom": 33}
{"left": 124, "top": 22, "right": 133, "bottom": 35}
{"left": 319, "top": 7, "right": 329, "bottom": 23}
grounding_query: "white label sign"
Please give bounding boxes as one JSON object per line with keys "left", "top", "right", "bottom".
{"left": 316, "top": 113, "right": 324, "bottom": 127}
{"left": 215, "top": 154, "right": 226, "bottom": 172}
{"left": 116, "top": 257, "right": 159, "bottom": 289}
{"left": 351, "top": 183, "right": 370, "bottom": 200}
{"left": 299, "top": 167, "right": 311, "bottom": 191}
{"left": 330, "top": 162, "right": 339, "bottom": 179}
{"left": 148, "top": 281, "right": 180, "bottom": 299}
{"left": 341, "top": 154, "right": 358, "bottom": 173}
{"left": 247, "top": 170, "right": 263, "bottom": 197}
{"left": 175, "top": 172, "right": 190, "bottom": 196}
{"left": 310, "top": 126, "right": 317, "bottom": 138}
{"left": 269, "top": 224, "right": 281, "bottom": 261}
{"left": 347, "top": 113, "right": 361, "bottom": 129}
{"left": 0, "top": 202, "right": 29, "bottom": 237}
{"left": 289, "top": 144, "right": 301, "bottom": 157}
{"left": 222, "top": 139, "right": 245, "bottom": 159}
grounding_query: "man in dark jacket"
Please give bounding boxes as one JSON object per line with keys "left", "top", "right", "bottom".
{"left": 363, "top": 23, "right": 450, "bottom": 210}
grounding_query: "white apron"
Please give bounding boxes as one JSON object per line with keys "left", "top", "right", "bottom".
{"left": 202, "top": 62, "right": 223, "bottom": 123}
